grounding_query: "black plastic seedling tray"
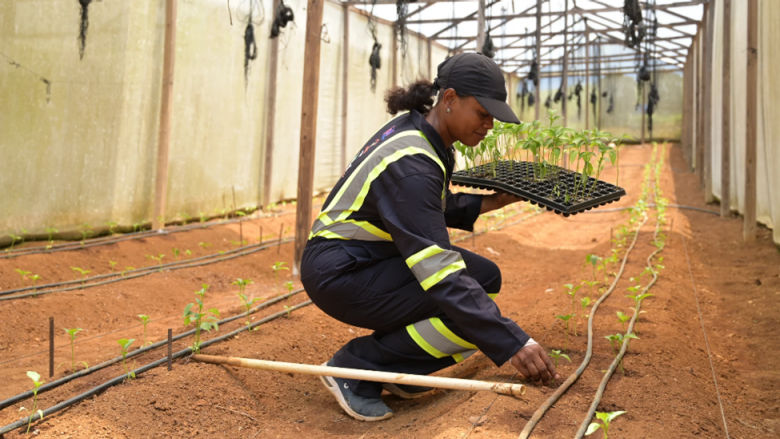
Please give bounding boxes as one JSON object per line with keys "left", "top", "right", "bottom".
{"left": 452, "top": 160, "right": 626, "bottom": 216}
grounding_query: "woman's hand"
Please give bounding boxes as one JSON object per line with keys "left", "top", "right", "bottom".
{"left": 509, "top": 343, "right": 560, "bottom": 385}
{"left": 480, "top": 192, "right": 526, "bottom": 214}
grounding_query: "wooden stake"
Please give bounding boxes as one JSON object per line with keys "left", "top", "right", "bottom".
{"left": 49, "top": 317, "right": 54, "bottom": 378}
{"left": 293, "top": 0, "right": 325, "bottom": 274}
{"left": 703, "top": 0, "right": 715, "bottom": 203}
{"left": 278, "top": 223, "right": 284, "bottom": 254}
{"left": 192, "top": 354, "right": 526, "bottom": 398}
{"left": 152, "top": 0, "right": 178, "bottom": 231}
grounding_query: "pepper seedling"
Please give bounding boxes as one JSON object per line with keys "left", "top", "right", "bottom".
{"left": 23, "top": 371, "right": 44, "bottom": 434}
{"left": 585, "top": 410, "right": 626, "bottom": 439}
{"left": 233, "top": 278, "right": 260, "bottom": 327}
{"left": 183, "top": 284, "right": 220, "bottom": 353}
{"left": 549, "top": 349, "right": 571, "bottom": 369}
{"left": 63, "top": 328, "right": 88, "bottom": 372}
{"left": 70, "top": 266, "right": 91, "bottom": 284}
{"left": 137, "top": 314, "right": 151, "bottom": 346}
{"left": 15, "top": 268, "right": 31, "bottom": 281}
{"left": 117, "top": 338, "right": 136, "bottom": 380}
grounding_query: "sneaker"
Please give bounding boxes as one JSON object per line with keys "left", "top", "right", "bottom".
{"left": 320, "top": 362, "right": 393, "bottom": 421}
{"left": 382, "top": 383, "right": 434, "bottom": 400}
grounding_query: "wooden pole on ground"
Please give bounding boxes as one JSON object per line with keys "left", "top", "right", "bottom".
{"left": 743, "top": 0, "right": 758, "bottom": 241}
{"left": 703, "top": 0, "right": 715, "bottom": 203}
{"left": 192, "top": 354, "right": 526, "bottom": 397}
{"left": 263, "top": 0, "right": 281, "bottom": 206}
{"left": 720, "top": 0, "right": 731, "bottom": 217}
{"left": 152, "top": 0, "right": 178, "bottom": 231}
{"left": 293, "top": 0, "right": 325, "bottom": 274}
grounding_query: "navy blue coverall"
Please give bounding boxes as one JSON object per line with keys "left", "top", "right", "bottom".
{"left": 301, "top": 110, "right": 530, "bottom": 399}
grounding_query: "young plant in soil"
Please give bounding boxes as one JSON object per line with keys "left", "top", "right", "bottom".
{"left": 79, "top": 223, "right": 93, "bottom": 245}
{"left": 70, "top": 266, "right": 91, "bottom": 284}
{"left": 146, "top": 253, "right": 165, "bottom": 270}
{"left": 23, "top": 371, "right": 44, "bottom": 434}
{"left": 563, "top": 283, "right": 581, "bottom": 335}
{"left": 604, "top": 332, "right": 639, "bottom": 373}
{"left": 63, "top": 328, "right": 88, "bottom": 372}
{"left": 183, "top": 284, "right": 220, "bottom": 353}
{"left": 555, "top": 313, "right": 574, "bottom": 350}
{"left": 45, "top": 226, "right": 58, "bottom": 248}
{"left": 616, "top": 311, "right": 630, "bottom": 329}
{"left": 233, "top": 278, "right": 260, "bottom": 327}
{"left": 549, "top": 349, "right": 571, "bottom": 369}
{"left": 15, "top": 268, "right": 31, "bottom": 281}
{"left": 586, "top": 410, "right": 626, "bottom": 439}
{"left": 117, "top": 338, "right": 136, "bottom": 380}
{"left": 137, "top": 314, "right": 151, "bottom": 345}
{"left": 272, "top": 261, "right": 289, "bottom": 283}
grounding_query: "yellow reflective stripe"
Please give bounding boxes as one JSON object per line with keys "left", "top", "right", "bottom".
{"left": 452, "top": 353, "right": 465, "bottom": 363}
{"left": 324, "top": 131, "right": 440, "bottom": 213}
{"left": 349, "top": 220, "right": 391, "bottom": 241}
{"left": 430, "top": 317, "right": 478, "bottom": 350}
{"left": 406, "top": 245, "right": 443, "bottom": 269}
{"left": 333, "top": 146, "right": 442, "bottom": 223}
{"left": 487, "top": 293, "right": 498, "bottom": 300}
{"left": 420, "top": 260, "right": 466, "bottom": 291}
{"left": 309, "top": 229, "right": 346, "bottom": 240}
{"left": 406, "top": 324, "right": 448, "bottom": 359}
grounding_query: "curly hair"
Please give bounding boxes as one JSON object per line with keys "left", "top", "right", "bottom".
{"left": 384, "top": 80, "right": 437, "bottom": 115}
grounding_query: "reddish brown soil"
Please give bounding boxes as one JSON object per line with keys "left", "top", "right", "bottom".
{"left": 1, "top": 144, "right": 778, "bottom": 438}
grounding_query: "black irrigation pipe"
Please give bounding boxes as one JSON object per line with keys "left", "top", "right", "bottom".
{"left": 518, "top": 212, "right": 648, "bottom": 439}
{"left": 0, "top": 288, "right": 305, "bottom": 411}
{"left": 0, "top": 300, "right": 312, "bottom": 436}
{"left": 0, "top": 207, "right": 296, "bottom": 259}
{"left": 574, "top": 205, "right": 665, "bottom": 438}
{"left": 0, "top": 238, "right": 294, "bottom": 301}
{"left": 585, "top": 203, "right": 719, "bottom": 216}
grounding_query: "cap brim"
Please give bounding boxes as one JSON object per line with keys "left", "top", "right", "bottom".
{"left": 475, "top": 96, "right": 521, "bottom": 124}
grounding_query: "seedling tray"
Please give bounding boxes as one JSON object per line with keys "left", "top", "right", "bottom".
{"left": 452, "top": 160, "right": 626, "bottom": 216}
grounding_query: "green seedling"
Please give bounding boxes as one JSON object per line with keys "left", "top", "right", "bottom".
{"left": 45, "top": 226, "right": 58, "bottom": 247}
{"left": 563, "top": 283, "right": 581, "bottom": 335}
{"left": 283, "top": 305, "right": 293, "bottom": 318}
{"left": 555, "top": 313, "right": 574, "bottom": 350}
{"left": 586, "top": 410, "right": 626, "bottom": 439}
{"left": 121, "top": 266, "right": 135, "bottom": 277}
{"left": 137, "top": 314, "right": 151, "bottom": 345}
{"left": 15, "top": 268, "right": 31, "bottom": 281}
{"left": 108, "top": 260, "right": 118, "bottom": 271}
{"left": 9, "top": 232, "right": 23, "bottom": 250}
{"left": 70, "top": 266, "right": 91, "bottom": 284}
{"left": 605, "top": 332, "right": 639, "bottom": 373}
{"left": 106, "top": 221, "right": 119, "bottom": 235}
{"left": 198, "top": 241, "right": 211, "bottom": 249}
{"left": 172, "top": 248, "right": 180, "bottom": 259}
{"left": 132, "top": 222, "right": 143, "bottom": 233}
{"left": 284, "top": 280, "right": 294, "bottom": 293}
{"left": 79, "top": 223, "right": 93, "bottom": 245}
{"left": 23, "top": 371, "right": 44, "bottom": 434}
{"left": 626, "top": 292, "right": 654, "bottom": 310}
{"left": 233, "top": 278, "right": 260, "bottom": 327}
{"left": 183, "top": 284, "right": 220, "bottom": 353}
{"left": 272, "top": 261, "right": 289, "bottom": 275}
{"left": 63, "top": 328, "right": 88, "bottom": 372}
{"left": 117, "top": 338, "right": 136, "bottom": 380}
{"left": 580, "top": 296, "right": 592, "bottom": 320}
{"left": 146, "top": 253, "right": 165, "bottom": 269}
{"left": 616, "top": 311, "right": 630, "bottom": 328}
{"left": 549, "top": 349, "right": 571, "bottom": 369}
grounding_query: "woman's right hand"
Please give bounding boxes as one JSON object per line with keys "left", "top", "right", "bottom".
{"left": 509, "top": 343, "right": 560, "bottom": 384}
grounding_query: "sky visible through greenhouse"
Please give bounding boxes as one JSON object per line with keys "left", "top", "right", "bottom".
{"left": 352, "top": 0, "right": 704, "bottom": 79}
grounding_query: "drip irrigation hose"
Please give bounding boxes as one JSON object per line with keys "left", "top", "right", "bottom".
{"left": 517, "top": 212, "right": 648, "bottom": 439}
{"left": 574, "top": 208, "right": 664, "bottom": 438}
{"left": 0, "top": 238, "right": 293, "bottom": 301}
{"left": 585, "top": 203, "right": 718, "bottom": 216}
{"left": 0, "top": 300, "right": 312, "bottom": 435}
{"left": 0, "top": 288, "right": 304, "bottom": 411}
{"left": 0, "top": 206, "right": 295, "bottom": 259}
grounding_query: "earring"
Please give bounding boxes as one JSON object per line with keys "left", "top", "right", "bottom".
{"left": 446, "top": 107, "right": 451, "bottom": 113}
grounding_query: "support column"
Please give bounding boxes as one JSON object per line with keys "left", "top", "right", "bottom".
{"left": 152, "top": 0, "right": 178, "bottom": 231}
{"left": 721, "top": 0, "right": 731, "bottom": 217}
{"left": 703, "top": 0, "right": 715, "bottom": 203}
{"left": 534, "top": 0, "right": 541, "bottom": 121}
{"left": 263, "top": 0, "right": 281, "bottom": 206}
{"left": 477, "top": 0, "right": 486, "bottom": 52}
{"left": 294, "top": 0, "right": 325, "bottom": 273}
{"left": 341, "top": 4, "right": 349, "bottom": 172}
{"left": 743, "top": 0, "right": 758, "bottom": 241}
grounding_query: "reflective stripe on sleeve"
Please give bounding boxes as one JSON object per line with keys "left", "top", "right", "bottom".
{"left": 406, "top": 317, "right": 477, "bottom": 362}
{"left": 406, "top": 245, "right": 466, "bottom": 291}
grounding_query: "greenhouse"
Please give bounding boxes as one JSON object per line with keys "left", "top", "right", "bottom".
{"left": 0, "top": 0, "right": 778, "bottom": 437}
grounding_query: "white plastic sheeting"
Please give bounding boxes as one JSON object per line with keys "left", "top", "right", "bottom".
{"left": 687, "top": 0, "right": 779, "bottom": 244}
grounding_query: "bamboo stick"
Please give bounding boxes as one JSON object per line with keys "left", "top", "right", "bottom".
{"left": 192, "top": 354, "right": 526, "bottom": 398}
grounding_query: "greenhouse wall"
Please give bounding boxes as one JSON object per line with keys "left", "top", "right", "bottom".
{"left": 0, "top": 0, "right": 452, "bottom": 241}
{"left": 683, "top": 0, "right": 779, "bottom": 244}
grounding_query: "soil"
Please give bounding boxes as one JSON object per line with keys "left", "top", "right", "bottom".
{"left": 1, "top": 143, "right": 778, "bottom": 439}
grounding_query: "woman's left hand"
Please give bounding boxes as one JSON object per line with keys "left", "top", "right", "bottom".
{"left": 480, "top": 192, "right": 526, "bottom": 214}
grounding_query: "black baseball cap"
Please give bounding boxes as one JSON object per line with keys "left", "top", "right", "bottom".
{"left": 434, "top": 52, "right": 521, "bottom": 124}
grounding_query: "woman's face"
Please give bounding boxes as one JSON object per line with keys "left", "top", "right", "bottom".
{"left": 449, "top": 95, "right": 494, "bottom": 147}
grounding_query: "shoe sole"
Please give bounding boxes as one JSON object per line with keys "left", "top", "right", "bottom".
{"left": 383, "top": 383, "right": 433, "bottom": 400}
{"left": 319, "top": 374, "right": 393, "bottom": 422}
